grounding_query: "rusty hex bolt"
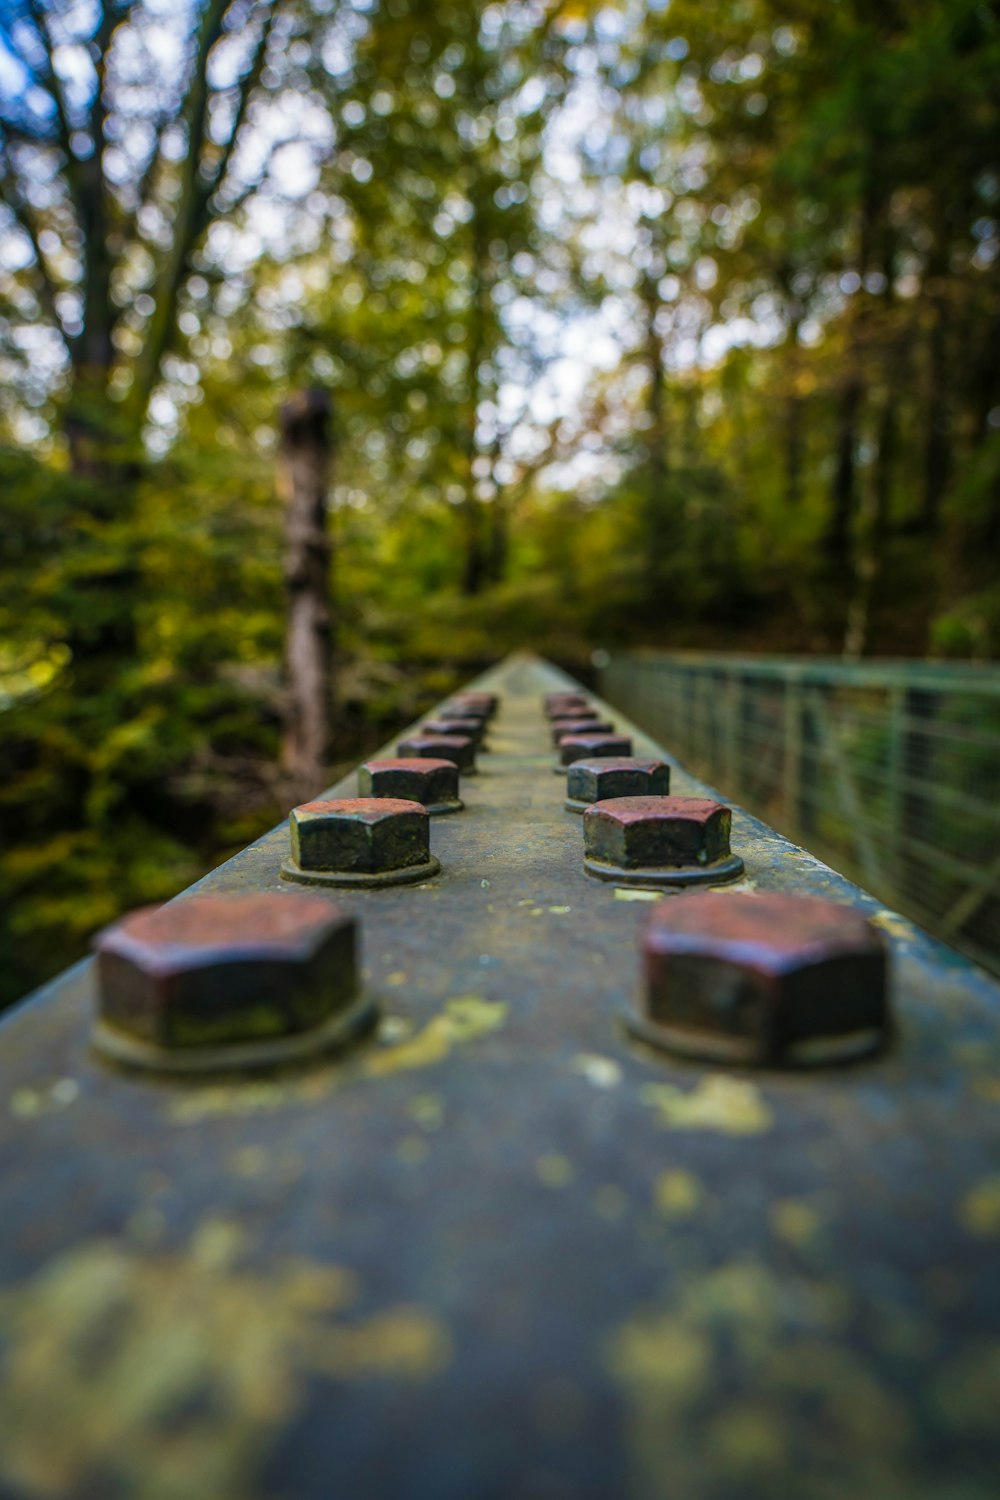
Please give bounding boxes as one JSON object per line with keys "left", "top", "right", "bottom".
{"left": 549, "top": 708, "right": 598, "bottom": 727}
{"left": 565, "top": 756, "right": 671, "bottom": 814}
{"left": 423, "top": 717, "right": 486, "bottom": 746}
{"left": 631, "top": 891, "right": 890, "bottom": 1067}
{"left": 552, "top": 717, "right": 613, "bottom": 746}
{"left": 358, "top": 757, "right": 463, "bottom": 815}
{"left": 449, "top": 692, "right": 498, "bottom": 718}
{"left": 582, "top": 795, "right": 744, "bottom": 887}
{"left": 282, "top": 797, "right": 441, "bottom": 887}
{"left": 398, "top": 733, "right": 477, "bottom": 773}
{"left": 92, "top": 893, "right": 373, "bottom": 1074}
{"left": 557, "top": 731, "right": 632, "bottom": 769}
{"left": 440, "top": 703, "right": 490, "bottom": 728}
{"left": 544, "top": 693, "right": 589, "bottom": 717}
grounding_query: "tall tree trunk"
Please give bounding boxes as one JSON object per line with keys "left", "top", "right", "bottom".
{"left": 784, "top": 305, "right": 805, "bottom": 507}
{"left": 644, "top": 285, "right": 670, "bottom": 598}
{"left": 920, "top": 288, "right": 951, "bottom": 530}
{"left": 280, "top": 389, "right": 333, "bottom": 794}
{"left": 487, "top": 491, "right": 507, "bottom": 586}
{"left": 826, "top": 374, "right": 863, "bottom": 570}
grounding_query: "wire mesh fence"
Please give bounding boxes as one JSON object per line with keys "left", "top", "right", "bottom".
{"left": 600, "top": 651, "right": 1000, "bottom": 976}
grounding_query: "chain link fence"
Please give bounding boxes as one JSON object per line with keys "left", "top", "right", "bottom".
{"left": 600, "top": 651, "right": 1000, "bottom": 976}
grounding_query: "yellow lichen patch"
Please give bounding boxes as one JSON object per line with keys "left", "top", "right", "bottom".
{"left": 168, "top": 1076, "right": 331, "bottom": 1126}
{"left": 548, "top": 905, "right": 572, "bottom": 915}
{"left": 928, "top": 1342, "right": 1000, "bottom": 1433}
{"left": 972, "top": 1076, "right": 1000, "bottom": 1105}
{"left": 363, "top": 996, "right": 507, "bottom": 1079}
{"left": 571, "top": 1053, "right": 623, "bottom": 1089}
{"left": 167, "top": 999, "right": 503, "bottom": 1127}
{"left": 606, "top": 1313, "right": 712, "bottom": 1402}
{"left": 0, "top": 1226, "right": 449, "bottom": 1500}
{"left": 536, "top": 1153, "right": 574, "bottom": 1188}
{"left": 870, "top": 910, "right": 916, "bottom": 941}
{"left": 593, "top": 1184, "right": 629, "bottom": 1221}
{"left": 613, "top": 888, "right": 661, "bottom": 902}
{"left": 385, "top": 971, "right": 409, "bottom": 987}
{"left": 770, "top": 1199, "right": 822, "bottom": 1249}
{"left": 640, "top": 1075, "right": 773, "bottom": 1136}
{"left": 654, "top": 1170, "right": 702, "bottom": 1219}
{"left": 958, "top": 1177, "right": 1000, "bottom": 1237}
{"left": 408, "top": 1092, "right": 445, "bottom": 1130}
{"left": 707, "top": 1402, "right": 789, "bottom": 1469}
{"left": 8, "top": 1077, "right": 80, "bottom": 1119}
{"left": 606, "top": 1263, "right": 910, "bottom": 1499}
{"left": 313, "top": 1307, "right": 451, "bottom": 1380}
{"left": 397, "top": 1135, "right": 429, "bottom": 1165}
{"left": 231, "top": 1145, "right": 269, "bottom": 1178}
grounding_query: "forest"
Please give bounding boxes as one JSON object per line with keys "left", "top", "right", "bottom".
{"left": 1, "top": 0, "right": 998, "bottom": 1003}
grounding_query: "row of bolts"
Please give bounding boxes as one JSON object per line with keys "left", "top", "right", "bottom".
{"left": 91, "top": 688, "right": 892, "bottom": 1075}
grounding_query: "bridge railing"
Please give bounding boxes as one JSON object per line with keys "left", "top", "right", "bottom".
{"left": 600, "top": 650, "right": 1000, "bottom": 975}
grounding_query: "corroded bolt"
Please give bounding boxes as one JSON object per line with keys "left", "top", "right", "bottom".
{"left": 398, "top": 733, "right": 477, "bottom": 773}
{"left": 441, "top": 702, "right": 490, "bottom": 728}
{"left": 92, "top": 893, "right": 372, "bottom": 1074}
{"left": 358, "top": 757, "right": 463, "bottom": 815}
{"left": 282, "top": 797, "right": 441, "bottom": 887}
{"left": 565, "top": 756, "right": 671, "bottom": 814}
{"left": 631, "top": 891, "right": 890, "bottom": 1067}
{"left": 423, "top": 717, "right": 486, "bottom": 746}
{"left": 549, "top": 708, "right": 597, "bottom": 725}
{"left": 544, "top": 693, "right": 589, "bottom": 717}
{"left": 449, "top": 692, "right": 498, "bottom": 717}
{"left": 552, "top": 717, "right": 613, "bottom": 746}
{"left": 582, "top": 795, "right": 744, "bottom": 887}
{"left": 557, "top": 731, "right": 632, "bottom": 768}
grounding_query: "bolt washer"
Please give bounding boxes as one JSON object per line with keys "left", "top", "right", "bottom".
{"left": 281, "top": 855, "right": 441, "bottom": 889}
{"left": 584, "top": 851, "right": 745, "bottom": 889}
{"left": 93, "top": 996, "right": 376, "bottom": 1075}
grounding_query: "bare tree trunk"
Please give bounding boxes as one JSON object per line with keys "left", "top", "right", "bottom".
{"left": 644, "top": 284, "right": 670, "bottom": 598}
{"left": 920, "top": 290, "right": 951, "bottom": 530}
{"left": 280, "top": 389, "right": 333, "bottom": 794}
{"left": 784, "top": 308, "right": 805, "bottom": 508}
{"left": 487, "top": 491, "right": 507, "bottom": 586}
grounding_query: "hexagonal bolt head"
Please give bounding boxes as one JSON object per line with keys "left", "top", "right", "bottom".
{"left": 423, "top": 717, "right": 486, "bottom": 745}
{"left": 398, "top": 733, "right": 477, "bottom": 773}
{"left": 358, "top": 757, "right": 463, "bottom": 815}
{"left": 449, "top": 692, "right": 498, "bottom": 718}
{"left": 565, "top": 756, "right": 671, "bottom": 813}
{"left": 633, "top": 891, "right": 890, "bottom": 1067}
{"left": 582, "top": 795, "right": 744, "bottom": 887}
{"left": 92, "top": 893, "right": 370, "bottom": 1072}
{"left": 440, "top": 703, "right": 490, "bottom": 729}
{"left": 544, "top": 693, "right": 589, "bottom": 718}
{"left": 558, "top": 732, "right": 633, "bottom": 767}
{"left": 552, "top": 717, "right": 613, "bottom": 746}
{"left": 284, "top": 797, "right": 441, "bottom": 887}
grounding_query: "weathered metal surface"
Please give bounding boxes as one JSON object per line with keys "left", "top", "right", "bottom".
{"left": 3, "top": 653, "right": 1000, "bottom": 1499}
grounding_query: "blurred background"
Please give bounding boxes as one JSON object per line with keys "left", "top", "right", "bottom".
{"left": 1, "top": 0, "right": 998, "bottom": 1004}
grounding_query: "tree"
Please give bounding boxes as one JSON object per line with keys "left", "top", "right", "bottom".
{"left": 0, "top": 0, "right": 284, "bottom": 472}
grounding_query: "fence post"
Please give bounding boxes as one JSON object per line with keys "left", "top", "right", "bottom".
{"left": 724, "top": 671, "right": 740, "bottom": 795}
{"left": 784, "top": 673, "right": 803, "bottom": 836}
